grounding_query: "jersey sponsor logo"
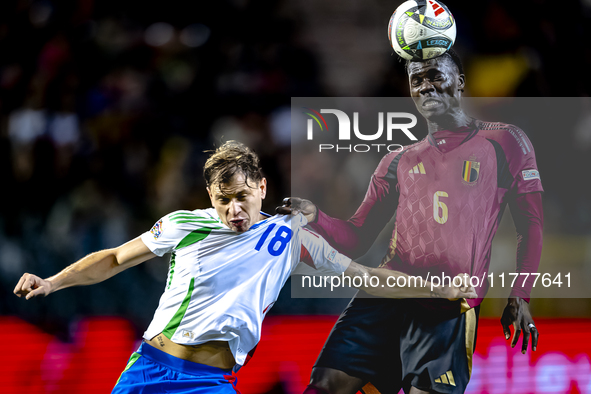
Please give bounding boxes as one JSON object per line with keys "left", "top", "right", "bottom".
{"left": 462, "top": 160, "right": 480, "bottom": 183}
{"left": 409, "top": 162, "right": 426, "bottom": 174}
{"left": 522, "top": 169, "right": 540, "bottom": 181}
{"left": 150, "top": 219, "right": 163, "bottom": 239}
{"left": 180, "top": 329, "right": 194, "bottom": 339}
{"left": 434, "top": 370, "right": 456, "bottom": 386}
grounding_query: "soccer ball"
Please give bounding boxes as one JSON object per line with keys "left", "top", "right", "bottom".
{"left": 388, "top": 0, "right": 456, "bottom": 61}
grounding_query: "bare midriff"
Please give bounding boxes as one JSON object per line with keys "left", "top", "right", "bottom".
{"left": 146, "top": 333, "right": 236, "bottom": 370}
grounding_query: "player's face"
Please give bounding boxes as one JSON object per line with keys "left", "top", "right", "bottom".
{"left": 408, "top": 57, "right": 465, "bottom": 121}
{"left": 208, "top": 173, "right": 267, "bottom": 233}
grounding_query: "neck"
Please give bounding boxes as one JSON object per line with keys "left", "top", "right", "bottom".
{"left": 427, "top": 109, "right": 472, "bottom": 135}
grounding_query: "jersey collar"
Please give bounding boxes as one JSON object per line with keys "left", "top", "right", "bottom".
{"left": 249, "top": 212, "right": 272, "bottom": 231}
{"left": 427, "top": 118, "right": 479, "bottom": 149}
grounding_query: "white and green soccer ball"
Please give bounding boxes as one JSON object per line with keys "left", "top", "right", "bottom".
{"left": 388, "top": 0, "right": 456, "bottom": 61}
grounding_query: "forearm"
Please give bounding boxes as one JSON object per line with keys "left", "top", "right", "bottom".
{"left": 48, "top": 237, "right": 154, "bottom": 293}
{"left": 509, "top": 193, "right": 544, "bottom": 301}
{"left": 47, "top": 249, "right": 124, "bottom": 293}
{"left": 15, "top": 237, "right": 154, "bottom": 300}
{"left": 311, "top": 203, "right": 394, "bottom": 258}
{"left": 344, "top": 263, "right": 442, "bottom": 298}
{"left": 309, "top": 209, "right": 363, "bottom": 256}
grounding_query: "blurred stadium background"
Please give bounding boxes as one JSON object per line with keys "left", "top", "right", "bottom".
{"left": 1, "top": 0, "right": 591, "bottom": 392}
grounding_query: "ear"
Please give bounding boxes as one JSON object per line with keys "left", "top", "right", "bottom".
{"left": 207, "top": 187, "right": 213, "bottom": 202}
{"left": 259, "top": 178, "right": 267, "bottom": 199}
{"left": 458, "top": 73, "right": 466, "bottom": 91}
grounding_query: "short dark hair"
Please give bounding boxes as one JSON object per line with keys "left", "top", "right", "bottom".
{"left": 203, "top": 141, "right": 263, "bottom": 192}
{"left": 405, "top": 48, "right": 464, "bottom": 75}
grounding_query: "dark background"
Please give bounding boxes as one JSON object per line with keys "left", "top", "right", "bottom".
{"left": 2, "top": 0, "right": 591, "bottom": 339}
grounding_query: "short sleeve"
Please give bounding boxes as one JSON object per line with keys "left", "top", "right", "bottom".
{"left": 298, "top": 227, "right": 352, "bottom": 275}
{"left": 140, "top": 210, "right": 219, "bottom": 256}
{"left": 504, "top": 126, "right": 544, "bottom": 195}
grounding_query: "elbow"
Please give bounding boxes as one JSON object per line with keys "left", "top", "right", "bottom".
{"left": 105, "top": 249, "right": 123, "bottom": 268}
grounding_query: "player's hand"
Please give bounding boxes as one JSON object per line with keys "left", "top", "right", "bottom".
{"left": 14, "top": 273, "right": 53, "bottom": 300}
{"left": 501, "top": 297, "right": 538, "bottom": 354}
{"left": 276, "top": 197, "right": 318, "bottom": 223}
{"left": 434, "top": 273, "right": 478, "bottom": 300}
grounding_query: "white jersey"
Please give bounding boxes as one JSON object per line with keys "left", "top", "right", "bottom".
{"left": 140, "top": 208, "right": 351, "bottom": 366}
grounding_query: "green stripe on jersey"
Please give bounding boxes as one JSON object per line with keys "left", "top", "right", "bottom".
{"left": 116, "top": 352, "right": 142, "bottom": 384}
{"left": 174, "top": 219, "right": 219, "bottom": 224}
{"left": 170, "top": 212, "right": 198, "bottom": 218}
{"left": 167, "top": 252, "right": 176, "bottom": 289}
{"left": 176, "top": 227, "right": 219, "bottom": 249}
{"left": 170, "top": 214, "right": 206, "bottom": 220}
{"left": 169, "top": 212, "right": 216, "bottom": 220}
{"left": 162, "top": 277, "right": 195, "bottom": 340}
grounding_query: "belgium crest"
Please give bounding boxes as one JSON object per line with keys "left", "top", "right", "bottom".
{"left": 462, "top": 160, "right": 480, "bottom": 184}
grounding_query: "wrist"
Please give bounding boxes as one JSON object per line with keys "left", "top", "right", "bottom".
{"left": 431, "top": 284, "right": 443, "bottom": 298}
{"left": 509, "top": 294, "right": 530, "bottom": 303}
{"left": 45, "top": 277, "right": 58, "bottom": 294}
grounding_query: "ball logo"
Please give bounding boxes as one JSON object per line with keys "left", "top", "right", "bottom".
{"left": 423, "top": 17, "right": 452, "bottom": 29}
{"left": 428, "top": 0, "right": 445, "bottom": 17}
{"left": 426, "top": 39, "right": 449, "bottom": 47}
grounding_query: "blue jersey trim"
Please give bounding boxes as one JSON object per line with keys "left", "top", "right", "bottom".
{"left": 250, "top": 212, "right": 272, "bottom": 230}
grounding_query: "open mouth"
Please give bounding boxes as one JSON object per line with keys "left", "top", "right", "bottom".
{"left": 422, "top": 99, "right": 443, "bottom": 109}
{"left": 230, "top": 219, "right": 246, "bottom": 227}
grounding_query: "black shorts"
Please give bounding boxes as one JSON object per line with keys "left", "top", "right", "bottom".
{"left": 314, "top": 296, "right": 480, "bottom": 394}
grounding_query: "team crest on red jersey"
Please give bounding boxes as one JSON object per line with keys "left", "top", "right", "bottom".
{"left": 462, "top": 160, "right": 480, "bottom": 184}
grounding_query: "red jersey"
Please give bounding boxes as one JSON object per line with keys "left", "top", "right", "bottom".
{"left": 311, "top": 120, "right": 543, "bottom": 307}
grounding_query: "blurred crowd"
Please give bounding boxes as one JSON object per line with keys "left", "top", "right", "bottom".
{"left": 1, "top": 0, "right": 591, "bottom": 336}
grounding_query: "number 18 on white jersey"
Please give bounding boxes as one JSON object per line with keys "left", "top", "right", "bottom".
{"left": 140, "top": 208, "right": 351, "bottom": 366}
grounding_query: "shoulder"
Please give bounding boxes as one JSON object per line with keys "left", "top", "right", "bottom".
{"left": 476, "top": 120, "right": 534, "bottom": 156}
{"left": 161, "top": 208, "right": 223, "bottom": 231}
{"left": 166, "top": 208, "right": 218, "bottom": 221}
{"left": 142, "top": 208, "right": 224, "bottom": 255}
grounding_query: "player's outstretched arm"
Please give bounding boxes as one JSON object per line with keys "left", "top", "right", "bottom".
{"left": 14, "top": 237, "right": 155, "bottom": 300}
{"left": 344, "top": 262, "right": 477, "bottom": 300}
{"left": 297, "top": 223, "right": 476, "bottom": 300}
